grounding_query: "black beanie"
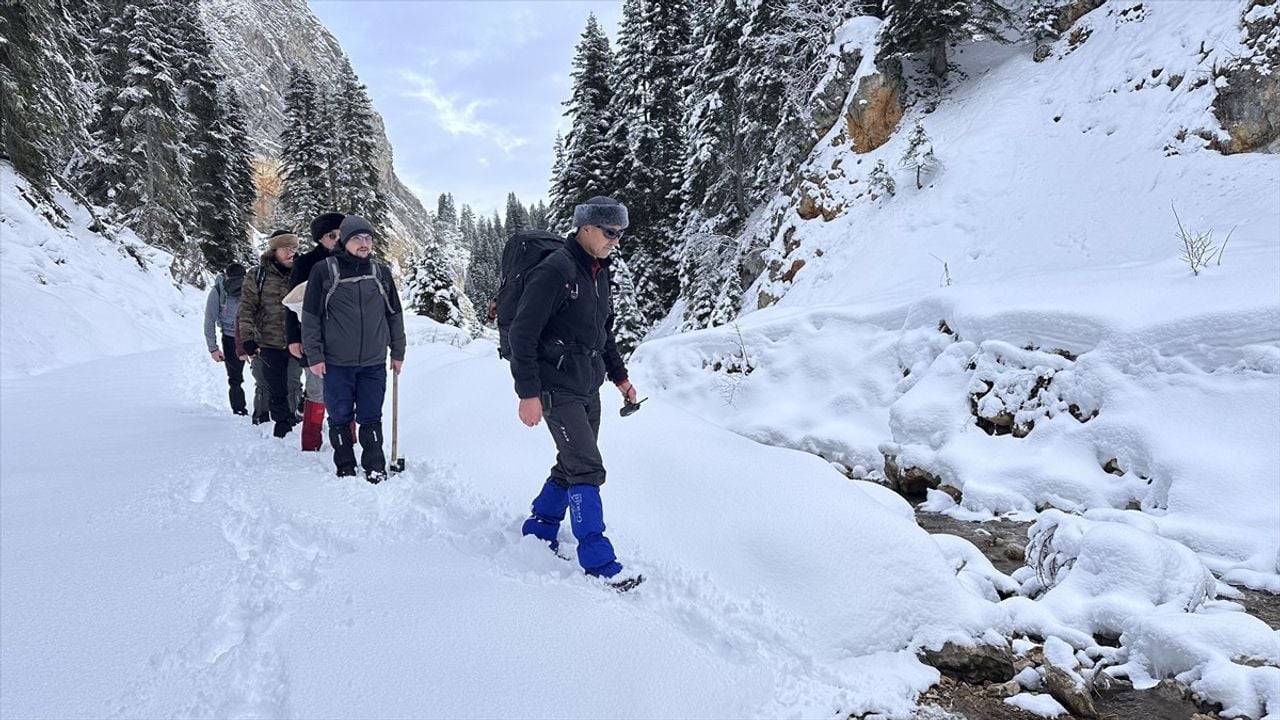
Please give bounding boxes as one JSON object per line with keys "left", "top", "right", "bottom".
{"left": 269, "top": 229, "right": 293, "bottom": 238}
{"left": 310, "top": 212, "right": 345, "bottom": 242}
{"left": 572, "top": 196, "right": 629, "bottom": 229}
{"left": 224, "top": 262, "right": 246, "bottom": 278}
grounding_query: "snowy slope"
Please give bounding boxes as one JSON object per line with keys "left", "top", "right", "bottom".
{"left": 631, "top": 2, "right": 1279, "bottom": 716}
{"left": 1, "top": 170, "right": 1000, "bottom": 719}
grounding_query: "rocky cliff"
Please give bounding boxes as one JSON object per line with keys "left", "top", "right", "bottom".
{"left": 198, "top": 0, "right": 433, "bottom": 260}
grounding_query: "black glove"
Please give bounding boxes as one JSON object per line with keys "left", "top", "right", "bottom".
{"left": 242, "top": 339, "right": 259, "bottom": 356}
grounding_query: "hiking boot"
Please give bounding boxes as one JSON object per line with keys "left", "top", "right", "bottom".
{"left": 252, "top": 412, "right": 270, "bottom": 425}
{"left": 233, "top": 409, "right": 248, "bottom": 416}
{"left": 607, "top": 575, "right": 645, "bottom": 593}
{"left": 272, "top": 420, "right": 294, "bottom": 438}
{"left": 365, "top": 469, "right": 386, "bottom": 485}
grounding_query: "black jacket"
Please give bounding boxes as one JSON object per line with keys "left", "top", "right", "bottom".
{"left": 300, "top": 252, "right": 406, "bottom": 367}
{"left": 509, "top": 235, "right": 627, "bottom": 399}
{"left": 286, "top": 243, "right": 332, "bottom": 346}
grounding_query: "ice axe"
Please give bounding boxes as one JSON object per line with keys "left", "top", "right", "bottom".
{"left": 390, "top": 369, "right": 406, "bottom": 473}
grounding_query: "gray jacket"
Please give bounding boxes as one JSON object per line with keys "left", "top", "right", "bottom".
{"left": 202, "top": 275, "right": 240, "bottom": 351}
{"left": 301, "top": 254, "right": 406, "bottom": 367}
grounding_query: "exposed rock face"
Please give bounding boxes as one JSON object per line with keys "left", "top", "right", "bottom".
{"left": 198, "top": 0, "right": 434, "bottom": 258}
{"left": 811, "top": 49, "right": 864, "bottom": 141}
{"left": 844, "top": 59, "right": 905, "bottom": 154}
{"left": 1214, "top": 0, "right": 1280, "bottom": 154}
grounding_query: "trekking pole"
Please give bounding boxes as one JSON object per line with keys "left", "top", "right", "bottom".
{"left": 390, "top": 369, "right": 406, "bottom": 473}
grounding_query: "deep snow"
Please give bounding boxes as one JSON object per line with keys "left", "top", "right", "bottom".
{"left": 3, "top": 0, "right": 1280, "bottom": 717}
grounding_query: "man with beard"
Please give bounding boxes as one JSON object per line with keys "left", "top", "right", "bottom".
{"left": 301, "top": 215, "right": 406, "bottom": 482}
{"left": 238, "top": 232, "right": 301, "bottom": 439}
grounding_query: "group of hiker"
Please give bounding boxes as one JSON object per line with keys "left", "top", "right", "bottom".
{"left": 202, "top": 197, "right": 643, "bottom": 589}
{"left": 204, "top": 212, "right": 405, "bottom": 484}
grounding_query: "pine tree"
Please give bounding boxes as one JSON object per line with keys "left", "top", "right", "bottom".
{"left": 407, "top": 239, "right": 465, "bottom": 327}
{"left": 878, "top": 0, "right": 1013, "bottom": 78}
{"left": 528, "top": 200, "right": 550, "bottom": 231}
{"left": 463, "top": 201, "right": 501, "bottom": 316}
{"left": 560, "top": 14, "right": 619, "bottom": 214}
{"left": 279, "top": 66, "right": 329, "bottom": 230}
{"left": 608, "top": 254, "right": 646, "bottom": 355}
{"left": 0, "top": 0, "right": 87, "bottom": 192}
{"left": 332, "top": 60, "right": 388, "bottom": 226}
{"left": 680, "top": 0, "right": 747, "bottom": 233}
{"left": 868, "top": 159, "right": 895, "bottom": 198}
{"left": 617, "top": 0, "right": 694, "bottom": 325}
{"left": 547, "top": 132, "right": 570, "bottom": 231}
{"left": 899, "top": 121, "right": 938, "bottom": 189}
{"left": 78, "top": 0, "right": 200, "bottom": 277}
{"left": 504, "top": 192, "right": 530, "bottom": 233}
{"left": 178, "top": 4, "right": 254, "bottom": 269}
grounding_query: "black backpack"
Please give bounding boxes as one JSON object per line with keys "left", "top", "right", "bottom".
{"left": 496, "top": 230, "right": 566, "bottom": 359}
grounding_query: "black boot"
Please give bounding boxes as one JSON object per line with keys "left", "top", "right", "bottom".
{"left": 252, "top": 412, "right": 270, "bottom": 425}
{"left": 272, "top": 420, "right": 294, "bottom": 438}
{"left": 329, "top": 425, "right": 357, "bottom": 477}
{"left": 358, "top": 422, "right": 386, "bottom": 484}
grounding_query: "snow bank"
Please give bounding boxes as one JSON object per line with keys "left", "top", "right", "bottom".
{"left": 0, "top": 163, "right": 202, "bottom": 379}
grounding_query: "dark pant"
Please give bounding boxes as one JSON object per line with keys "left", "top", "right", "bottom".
{"left": 259, "top": 347, "right": 295, "bottom": 425}
{"left": 325, "top": 365, "right": 388, "bottom": 476}
{"left": 220, "top": 334, "right": 246, "bottom": 414}
{"left": 542, "top": 389, "right": 605, "bottom": 487}
{"left": 323, "top": 364, "right": 387, "bottom": 427}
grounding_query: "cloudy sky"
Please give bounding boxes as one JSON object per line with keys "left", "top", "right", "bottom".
{"left": 307, "top": 0, "right": 623, "bottom": 218}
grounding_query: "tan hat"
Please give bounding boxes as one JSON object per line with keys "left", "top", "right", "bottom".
{"left": 268, "top": 233, "right": 300, "bottom": 251}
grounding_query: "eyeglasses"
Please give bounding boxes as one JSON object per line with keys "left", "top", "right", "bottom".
{"left": 349, "top": 233, "right": 375, "bottom": 245}
{"left": 600, "top": 226, "right": 624, "bottom": 241}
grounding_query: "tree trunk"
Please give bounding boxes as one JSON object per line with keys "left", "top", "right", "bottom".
{"left": 930, "top": 40, "right": 948, "bottom": 79}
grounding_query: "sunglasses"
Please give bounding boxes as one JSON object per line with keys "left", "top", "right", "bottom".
{"left": 600, "top": 226, "right": 624, "bottom": 241}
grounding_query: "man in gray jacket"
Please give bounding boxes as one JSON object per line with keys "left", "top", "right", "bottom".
{"left": 203, "top": 262, "right": 248, "bottom": 415}
{"left": 301, "top": 215, "right": 406, "bottom": 482}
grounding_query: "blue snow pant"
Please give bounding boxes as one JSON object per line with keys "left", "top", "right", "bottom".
{"left": 522, "top": 390, "right": 622, "bottom": 577}
{"left": 323, "top": 364, "right": 387, "bottom": 476}
{"left": 323, "top": 364, "right": 387, "bottom": 427}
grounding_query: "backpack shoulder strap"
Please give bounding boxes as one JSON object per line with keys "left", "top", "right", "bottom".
{"left": 255, "top": 266, "right": 267, "bottom": 292}
{"left": 323, "top": 257, "right": 339, "bottom": 313}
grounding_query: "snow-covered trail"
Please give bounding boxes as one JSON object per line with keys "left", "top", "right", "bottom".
{"left": 1, "top": 326, "right": 987, "bottom": 719}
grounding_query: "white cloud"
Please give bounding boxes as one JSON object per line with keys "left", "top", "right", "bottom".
{"left": 399, "top": 70, "right": 527, "bottom": 153}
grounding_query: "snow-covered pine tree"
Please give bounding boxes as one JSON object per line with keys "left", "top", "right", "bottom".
{"left": 528, "top": 200, "right": 550, "bottom": 231}
{"left": 279, "top": 66, "right": 329, "bottom": 231}
{"left": 332, "top": 60, "right": 388, "bottom": 227}
{"left": 177, "top": 5, "right": 254, "bottom": 269}
{"left": 868, "top": 159, "right": 895, "bottom": 198}
{"left": 899, "top": 121, "right": 939, "bottom": 189}
{"left": 616, "top": 0, "right": 693, "bottom": 326}
{"left": 0, "top": 0, "right": 88, "bottom": 193}
{"left": 878, "top": 0, "right": 1013, "bottom": 78}
{"left": 560, "top": 14, "right": 619, "bottom": 214}
{"left": 504, "top": 192, "right": 531, "bottom": 233}
{"left": 547, "top": 132, "right": 570, "bottom": 232}
{"left": 680, "top": 0, "right": 748, "bottom": 234}
{"left": 80, "top": 0, "right": 200, "bottom": 279}
{"left": 407, "top": 239, "right": 464, "bottom": 327}
{"left": 78, "top": 0, "right": 135, "bottom": 211}
{"left": 608, "top": 254, "right": 646, "bottom": 356}
{"left": 190, "top": 86, "right": 256, "bottom": 269}
{"left": 463, "top": 202, "right": 501, "bottom": 317}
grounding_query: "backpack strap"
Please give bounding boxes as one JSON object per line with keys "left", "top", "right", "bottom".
{"left": 322, "top": 257, "right": 395, "bottom": 315}
{"left": 255, "top": 266, "right": 267, "bottom": 292}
